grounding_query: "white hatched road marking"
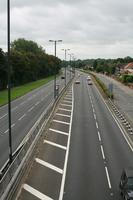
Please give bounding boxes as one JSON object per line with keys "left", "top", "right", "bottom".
{"left": 59, "top": 85, "right": 74, "bottom": 200}
{"left": 60, "top": 104, "right": 72, "bottom": 107}
{"left": 35, "top": 158, "right": 63, "bottom": 174}
{"left": 12, "top": 106, "right": 18, "bottom": 111}
{"left": 18, "top": 114, "right": 26, "bottom": 121}
{"left": 53, "top": 119, "right": 70, "bottom": 125}
{"left": 100, "top": 145, "right": 105, "bottom": 159}
{"left": 11, "top": 123, "right": 15, "bottom": 128}
{"left": 56, "top": 113, "right": 71, "bottom": 118}
{"left": 49, "top": 128, "right": 69, "bottom": 136}
{"left": 23, "top": 184, "right": 53, "bottom": 200}
{"left": 63, "top": 100, "right": 72, "bottom": 104}
{"left": 44, "top": 140, "right": 67, "bottom": 150}
{"left": 58, "top": 108, "right": 71, "bottom": 112}
{"left": 64, "top": 97, "right": 72, "bottom": 101}
{"left": 0, "top": 113, "right": 7, "bottom": 120}
{"left": 105, "top": 167, "right": 112, "bottom": 189}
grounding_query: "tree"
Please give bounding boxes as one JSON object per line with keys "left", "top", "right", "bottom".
{"left": 11, "top": 38, "right": 44, "bottom": 54}
{"left": 0, "top": 48, "right": 7, "bottom": 89}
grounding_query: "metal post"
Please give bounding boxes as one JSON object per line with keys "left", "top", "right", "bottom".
{"left": 54, "top": 41, "right": 56, "bottom": 98}
{"left": 7, "top": 0, "right": 12, "bottom": 164}
{"left": 65, "top": 50, "right": 67, "bottom": 86}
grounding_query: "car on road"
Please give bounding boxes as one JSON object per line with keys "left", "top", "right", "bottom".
{"left": 88, "top": 80, "right": 92, "bottom": 85}
{"left": 75, "top": 80, "right": 80, "bottom": 84}
{"left": 119, "top": 167, "right": 133, "bottom": 200}
{"left": 61, "top": 76, "right": 65, "bottom": 79}
{"left": 87, "top": 76, "right": 91, "bottom": 81}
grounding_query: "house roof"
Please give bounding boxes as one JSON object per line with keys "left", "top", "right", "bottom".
{"left": 124, "top": 62, "right": 133, "bottom": 69}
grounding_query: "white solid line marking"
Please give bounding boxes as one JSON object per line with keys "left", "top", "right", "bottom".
{"left": 100, "top": 145, "right": 105, "bottom": 159}
{"left": 96, "top": 122, "right": 99, "bottom": 129}
{"left": 35, "top": 101, "right": 40, "bottom": 106}
{"left": 58, "top": 108, "right": 71, "bottom": 112}
{"left": 53, "top": 119, "right": 70, "bottom": 125}
{"left": 56, "top": 113, "right": 71, "bottom": 118}
{"left": 49, "top": 128, "right": 68, "bottom": 136}
{"left": 44, "top": 140, "right": 67, "bottom": 150}
{"left": 60, "top": 104, "right": 72, "bottom": 107}
{"left": 105, "top": 167, "right": 112, "bottom": 189}
{"left": 98, "top": 131, "right": 101, "bottom": 141}
{"left": 0, "top": 113, "right": 7, "bottom": 120}
{"left": 94, "top": 113, "right": 96, "bottom": 120}
{"left": 35, "top": 158, "right": 63, "bottom": 174}
{"left": 28, "top": 106, "right": 35, "bottom": 112}
{"left": 23, "top": 184, "right": 53, "bottom": 200}
{"left": 18, "top": 114, "right": 26, "bottom": 121}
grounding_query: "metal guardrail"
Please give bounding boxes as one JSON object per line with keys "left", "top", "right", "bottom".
{"left": 0, "top": 76, "right": 74, "bottom": 200}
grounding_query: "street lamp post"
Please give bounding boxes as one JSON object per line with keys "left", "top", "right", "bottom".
{"left": 68, "top": 53, "right": 74, "bottom": 80}
{"left": 49, "top": 40, "right": 62, "bottom": 99}
{"left": 7, "top": 0, "right": 12, "bottom": 164}
{"left": 62, "top": 49, "right": 70, "bottom": 86}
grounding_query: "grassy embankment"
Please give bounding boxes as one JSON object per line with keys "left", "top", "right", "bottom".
{"left": 0, "top": 75, "right": 54, "bottom": 106}
{"left": 81, "top": 69, "right": 114, "bottom": 99}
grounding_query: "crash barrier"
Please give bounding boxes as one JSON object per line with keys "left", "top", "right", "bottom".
{"left": 0, "top": 77, "right": 74, "bottom": 200}
{"left": 108, "top": 98, "right": 133, "bottom": 135}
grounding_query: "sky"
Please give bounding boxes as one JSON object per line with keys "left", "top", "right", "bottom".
{"left": 1, "top": 0, "right": 133, "bottom": 60}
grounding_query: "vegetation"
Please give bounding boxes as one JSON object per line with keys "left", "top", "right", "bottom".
{"left": 0, "top": 75, "right": 54, "bottom": 106}
{"left": 0, "top": 38, "right": 61, "bottom": 90}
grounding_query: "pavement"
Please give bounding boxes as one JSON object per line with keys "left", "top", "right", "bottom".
{"left": 94, "top": 73, "right": 133, "bottom": 124}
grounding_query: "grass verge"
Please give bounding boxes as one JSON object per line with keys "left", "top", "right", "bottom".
{"left": 0, "top": 75, "right": 54, "bottom": 106}
{"left": 81, "top": 69, "right": 114, "bottom": 99}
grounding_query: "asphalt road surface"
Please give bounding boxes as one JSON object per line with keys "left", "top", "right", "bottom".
{"left": 17, "top": 73, "right": 133, "bottom": 200}
{"left": 0, "top": 72, "right": 71, "bottom": 170}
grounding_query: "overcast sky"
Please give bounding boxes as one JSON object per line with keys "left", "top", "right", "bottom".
{"left": 1, "top": 0, "right": 133, "bottom": 59}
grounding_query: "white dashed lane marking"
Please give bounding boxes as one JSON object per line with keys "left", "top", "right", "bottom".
{"left": 105, "top": 167, "right": 112, "bottom": 189}
{"left": 100, "top": 145, "right": 105, "bottom": 160}
{"left": 0, "top": 113, "right": 7, "bottom": 120}
{"left": 28, "top": 106, "right": 35, "bottom": 112}
{"left": 98, "top": 131, "right": 101, "bottom": 142}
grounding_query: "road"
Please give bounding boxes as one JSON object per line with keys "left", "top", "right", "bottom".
{"left": 0, "top": 72, "right": 71, "bottom": 170}
{"left": 17, "top": 72, "right": 133, "bottom": 200}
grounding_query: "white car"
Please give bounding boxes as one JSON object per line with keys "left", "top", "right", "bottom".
{"left": 75, "top": 80, "right": 80, "bottom": 84}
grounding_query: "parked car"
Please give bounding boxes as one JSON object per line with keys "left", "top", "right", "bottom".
{"left": 119, "top": 167, "right": 133, "bottom": 200}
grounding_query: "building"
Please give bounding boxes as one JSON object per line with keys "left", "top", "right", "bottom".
{"left": 124, "top": 63, "right": 133, "bottom": 74}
